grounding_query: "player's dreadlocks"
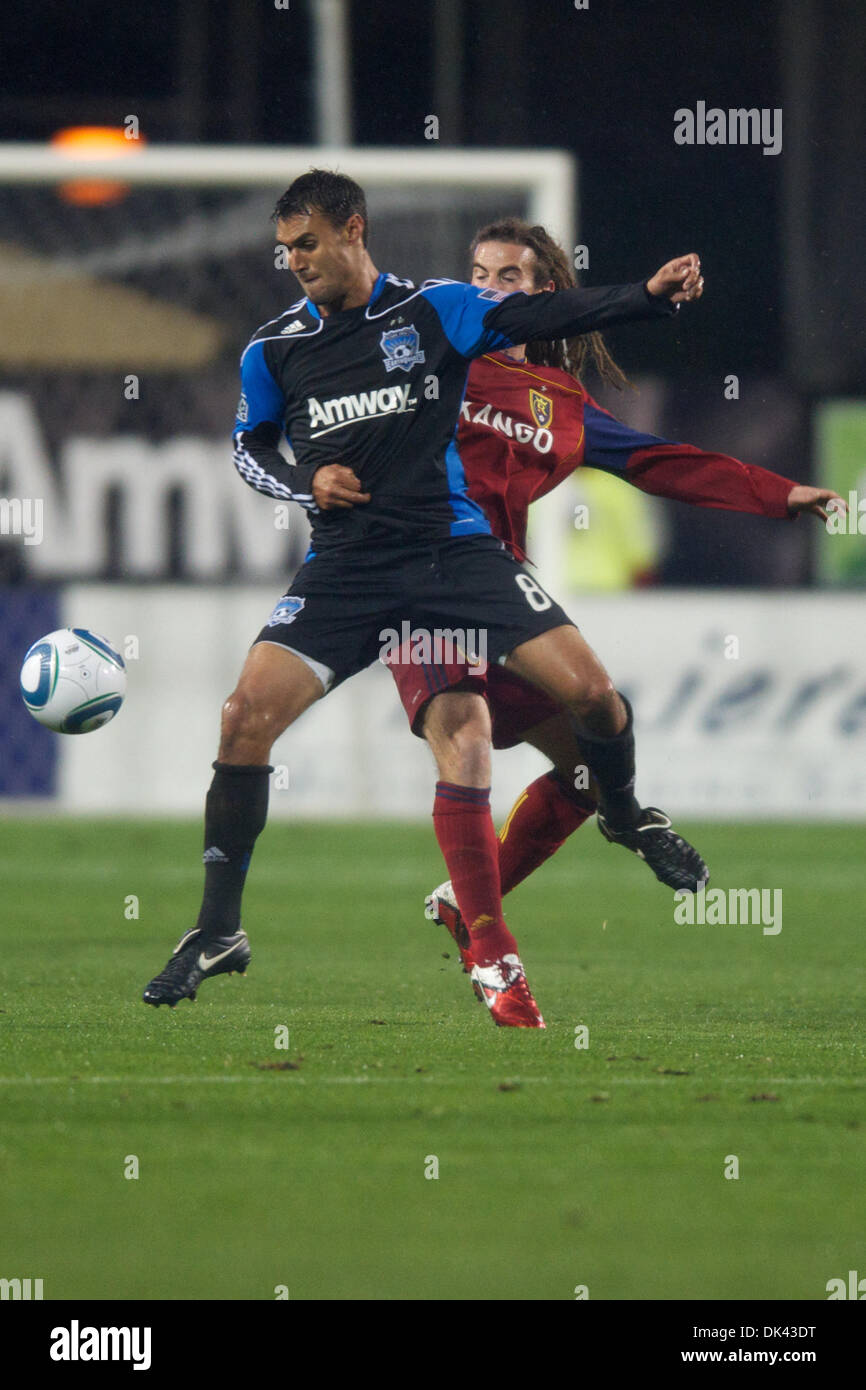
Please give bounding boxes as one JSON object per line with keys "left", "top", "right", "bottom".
{"left": 470, "top": 218, "right": 632, "bottom": 390}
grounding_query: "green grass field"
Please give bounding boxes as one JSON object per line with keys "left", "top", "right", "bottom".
{"left": 0, "top": 817, "right": 863, "bottom": 1301}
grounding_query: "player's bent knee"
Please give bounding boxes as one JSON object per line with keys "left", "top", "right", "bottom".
{"left": 423, "top": 692, "right": 490, "bottom": 747}
{"left": 219, "top": 688, "right": 282, "bottom": 761}
{"left": 423, "top": 692, "right": 492, "bottom": 785}
{"left": 429, "top": 718, "right": 491, "bottom": 785}
{"left": 579, "top": 677, "right": 618, "bottom": 715}
{"left": 445, "top": 721, "right": 489, "bottom": 765}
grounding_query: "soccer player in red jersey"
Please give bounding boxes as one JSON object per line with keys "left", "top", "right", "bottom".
{"left": 382, "top": 218, "right": 844, "bottom": 992}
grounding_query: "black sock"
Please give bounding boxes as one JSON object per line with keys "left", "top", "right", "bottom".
{"left": 572, "top": 693, "right": 640, "bottom": 831}
{"left": 195, "top": 762, "right": 272, "bottom": 940}
{"left": 549, "top": 767, "right": 598, "bottom": 813}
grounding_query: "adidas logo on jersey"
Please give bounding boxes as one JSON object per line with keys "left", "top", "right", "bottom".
{"left": 280, "top": 319, "right": 306, "bottom": 335}
{"left": 203, "top": 846, "right": 229, "bottom": 863}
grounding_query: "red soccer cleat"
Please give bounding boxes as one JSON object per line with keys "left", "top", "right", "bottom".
{"left": 470, "top": 954, "right": 546, "bottom": 1029}
{"left": 425, "top": 880, "right": 475, "bottom": 973}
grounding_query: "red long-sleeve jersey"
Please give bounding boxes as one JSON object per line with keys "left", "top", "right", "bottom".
{"left": 457, "top": 352, "right": 797, "bottom": 559}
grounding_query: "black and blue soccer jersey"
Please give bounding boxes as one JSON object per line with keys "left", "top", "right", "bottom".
{"left": 232, "top": 272, "right": 675, "bottom": 552}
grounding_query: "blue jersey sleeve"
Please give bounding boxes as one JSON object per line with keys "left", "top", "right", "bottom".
{"left": 418, "top": 280, "right": 514, "bottom": 358}
{"left": 420, "top": 279, "right": 677, "bottom": 361}
{"left": 235, "top": 339, "right": 286, "bottom": 433}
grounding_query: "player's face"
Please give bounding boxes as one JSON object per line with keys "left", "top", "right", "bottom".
{"left": 470, "top": 241, "right": 553, "bottom": 296}
{"left": 276, "top": 210, "right": 365, "bottom": 308}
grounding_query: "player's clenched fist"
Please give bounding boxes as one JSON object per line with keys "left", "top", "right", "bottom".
{"left": 312, "top": 463, "right": 371, "bottom": 510}
{"left": 646, "top": 253, "right": 704, "bottom": 304}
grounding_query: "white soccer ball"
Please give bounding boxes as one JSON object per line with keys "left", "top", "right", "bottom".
{"left": 20, "top": 627, "right": 126, "bottom": 734}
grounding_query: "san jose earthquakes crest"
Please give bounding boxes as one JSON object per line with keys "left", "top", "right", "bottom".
{"left": 380, "top": 323, "right": 425, "bottom": 373}
{"left": 529, "top": 388, "right": 553, "bottom": 429}
{"left": 267, "top": 595, "right": 305, "bottom": 627}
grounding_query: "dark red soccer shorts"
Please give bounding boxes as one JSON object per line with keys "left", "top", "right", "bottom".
{"left": 386, "top": 646, "right": 563, "bottom": 750}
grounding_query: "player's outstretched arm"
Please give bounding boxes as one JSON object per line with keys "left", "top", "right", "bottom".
{"left": 580, "top": 398, "right": 846, "bottom": 523}
{"left": 423, "top": 256, "right": 705, "bottom": 360}
{"left": 485, "top": 278, "right": 682, "bottom": 345}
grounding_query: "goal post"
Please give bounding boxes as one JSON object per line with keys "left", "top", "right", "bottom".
{"left": 0, "top": 142, "right": 576, "bottom": 251}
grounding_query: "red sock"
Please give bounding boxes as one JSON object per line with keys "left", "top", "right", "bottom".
{"left": 432, "top": 782, "right": 519, "bottom": 967}
{"left": 498, "top": 771, "right": 596, "bottom": 897}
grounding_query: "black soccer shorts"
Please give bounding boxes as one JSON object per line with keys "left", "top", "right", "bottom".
{"left": 252, "top": 534, "right": 575, "bottom": 693}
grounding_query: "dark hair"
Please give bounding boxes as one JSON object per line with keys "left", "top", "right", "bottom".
{"left": 470, "top": 217, "right": 631, "bottom": 390}
{"left": 272, "top": 169, "right": 369, "bottom": 246}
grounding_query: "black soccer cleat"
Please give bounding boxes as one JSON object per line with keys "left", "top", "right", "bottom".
{"left": 597, "top": 806, "right": 709, "bottom": 893}
{"left": 142, "top": 927, "right": 251, "bottom": 1007}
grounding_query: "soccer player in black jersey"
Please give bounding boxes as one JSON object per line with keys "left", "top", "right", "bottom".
{"left": 143, "top": 169, "right": 704, "bottom": 1026}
